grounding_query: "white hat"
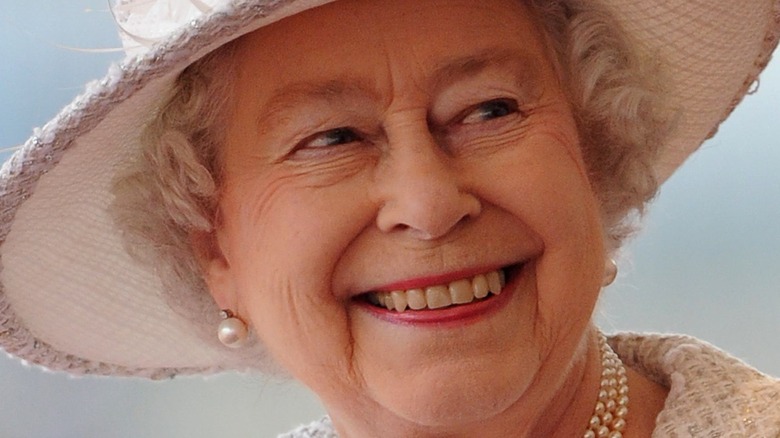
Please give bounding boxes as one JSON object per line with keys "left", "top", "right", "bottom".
{"left": 1, "top": 0, "right": 778, "bottom": 378}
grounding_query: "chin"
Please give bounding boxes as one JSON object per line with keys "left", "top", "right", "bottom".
{"left": 360, "top": 324, "right": 543, "bottom": 428}
{"left": 374, "top": 362, "right": 536, "bottom": 429}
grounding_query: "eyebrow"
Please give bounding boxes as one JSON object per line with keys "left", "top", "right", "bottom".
{"left": 254, "top": 47, "right": 543, "bottom": 130}
{"left": 429, "top": 47, "right": 543, "bottom": 95}
{"left": 255, "top": 78, "right": 379, "bottom": 133}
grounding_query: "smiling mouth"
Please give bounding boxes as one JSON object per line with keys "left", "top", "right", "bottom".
{"left": 361, "top": 266, "right": 515, "bottom": 312}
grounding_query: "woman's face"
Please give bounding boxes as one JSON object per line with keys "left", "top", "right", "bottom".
{"left": 203, "top": 0, "right": 606, "bottom": 431}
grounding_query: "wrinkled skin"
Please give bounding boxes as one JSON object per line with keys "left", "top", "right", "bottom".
{"left": 197, "top": 0, "right": 656, "bottom": 436}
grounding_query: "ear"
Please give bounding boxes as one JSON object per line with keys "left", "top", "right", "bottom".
{"left": 190, "top": 227, "right": 235, "bottom": 310}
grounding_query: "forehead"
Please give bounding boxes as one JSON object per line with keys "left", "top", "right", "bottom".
{"left": 231, "top": 0, "right": 553, "bottom": 90}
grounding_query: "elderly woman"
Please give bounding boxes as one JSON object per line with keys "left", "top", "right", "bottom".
{"left": 1, "top": 0, "right": 778, "bottom": 436}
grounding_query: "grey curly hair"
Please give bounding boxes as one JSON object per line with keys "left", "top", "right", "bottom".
{"left": 111, "top": 0, "right": 670, "bottom": 354}
{"left": 531, "top": 0, "right": 670, "bottom": 246}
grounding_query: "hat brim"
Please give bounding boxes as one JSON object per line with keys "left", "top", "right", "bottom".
{"left": 0, "top": 0, "right": 778, "bottom": 378}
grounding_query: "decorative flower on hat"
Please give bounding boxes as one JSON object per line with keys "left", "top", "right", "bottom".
{"left": 113, "top": 0, "right": 223, "bottom": 56}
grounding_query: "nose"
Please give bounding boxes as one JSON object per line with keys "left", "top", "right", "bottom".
{"left": 374, "top": 129, "right": 482, "bottom": 240}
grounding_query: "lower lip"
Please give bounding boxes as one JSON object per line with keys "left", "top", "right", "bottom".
{"left": 357, "top": 269, "right": 520, "bottom": 327}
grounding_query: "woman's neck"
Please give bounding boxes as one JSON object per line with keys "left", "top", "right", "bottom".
{"left": 327, "top": 328, "right": 667, "bottom": 438}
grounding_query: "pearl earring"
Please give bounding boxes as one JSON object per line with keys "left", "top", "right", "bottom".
{"left": 602, "top": 259, "right": 618, "bottom": 286}
{"left": 218, "top": 309, "right": 248, "bottom": 348}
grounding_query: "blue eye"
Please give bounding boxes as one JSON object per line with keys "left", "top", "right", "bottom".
{"left": 305, "top": 127, "right": 361, "bottom": 148}
{"left": 461, "top": 99, "right": 519, "bottom": 124}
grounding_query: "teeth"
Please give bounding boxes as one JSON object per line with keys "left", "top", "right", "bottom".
{"left": 425, "top": 285, "right": 452, "bottom": 309}
{"left": 391, "top": 290, "right": 408, "bottom": 312}
{"left": 449, "top": 279, "right": 474, "bottom": 305}
{"left": 383, "top": 294, "right": 395, "bottom": 310}
{"left": 473, "top": 274, "right": 489, "bottom": 299}
{"left": 487, "top": 271, "right": 502, "bottom": 295}
{"left": 407, "top": 288, "right": 427, "bottom": 310}
{"left": 367, "top": 269, "right": 508, "bottom": 312}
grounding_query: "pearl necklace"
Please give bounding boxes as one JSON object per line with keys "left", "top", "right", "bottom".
{"left": 584, "top": 334, "right": 629, "bottom": 438}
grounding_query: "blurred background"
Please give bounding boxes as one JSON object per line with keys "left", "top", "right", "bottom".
{"left": 1, "top": 1, "right": 778, "bottom": 437}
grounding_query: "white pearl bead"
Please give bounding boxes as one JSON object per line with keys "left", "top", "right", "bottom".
{"left": 218, "top": 317, "right": 248, "bottom": 348}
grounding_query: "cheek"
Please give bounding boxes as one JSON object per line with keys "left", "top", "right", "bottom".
{"left": 471, "top": 129, "right": 605, "bottom": 338}
{"left": 531, "top": 162, "right": 604, "bottom": 341}
{"left": 221, "top": 171, "right": 373, "bottom": 279}
{"left": 218, "top": 174, "right": 376, "bottom": 381}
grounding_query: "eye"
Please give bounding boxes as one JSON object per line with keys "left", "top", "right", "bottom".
{"left": 460, "top": 99, "right": 519, "bottom": 125}
{"left": 302, "top": 127, "right": 362, "bottom": 149}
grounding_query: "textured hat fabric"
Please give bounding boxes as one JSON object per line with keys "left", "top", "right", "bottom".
{"left": 0, "top": 0, "right": 778, "bottom": 379}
